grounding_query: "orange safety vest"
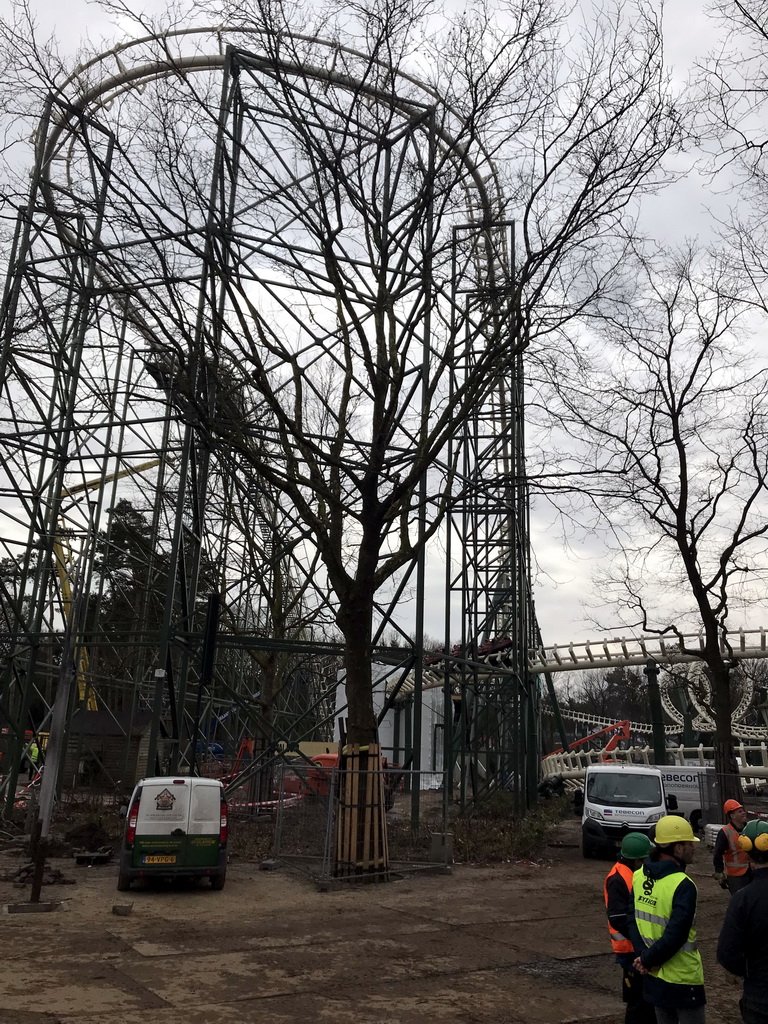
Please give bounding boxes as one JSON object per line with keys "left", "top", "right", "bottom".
{"left": 604, "top": 861, "right": 635, "bottom": 954}
{"left": 723, "top": 822, "right": 750, "bottom": 877}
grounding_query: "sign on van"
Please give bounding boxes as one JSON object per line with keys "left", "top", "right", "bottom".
{"left": 155, "top": 788, "right": 176, "bottom": 810}
{"left": 662, "top": 772, "right": 699, "bottom": 785}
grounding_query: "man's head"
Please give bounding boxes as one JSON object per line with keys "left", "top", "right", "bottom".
{"left": 738, "top": 819, "right": 768, "bottom": 866}
{"left": 724, "top": 799, "right": 748, "bottom": 831}
{"left": 620, "top": 831, "right": 654, "bottom": 868}
{"left": 652, "top": 814, "right": 700, "bottom": 866}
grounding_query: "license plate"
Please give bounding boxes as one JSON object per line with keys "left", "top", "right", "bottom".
{"left": 142, "top": 855, "right": 176, "bottom": 864}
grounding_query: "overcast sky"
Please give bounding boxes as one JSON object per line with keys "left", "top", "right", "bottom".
{"left": 13, "top": 0, "right": 761, "bottom": 651}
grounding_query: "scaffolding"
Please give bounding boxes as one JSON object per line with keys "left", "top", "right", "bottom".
{"left": 0, "top": 26, "right": 535, "bottom": 817}
{"left": 442, "top": 221, "right": 536, "bottom": 813}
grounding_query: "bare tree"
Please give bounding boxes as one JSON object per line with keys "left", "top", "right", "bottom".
{"left": 0, "top": 0, "right": 681, "bottom": 865}
{"left": 559, "top": 666, "right": 650, "bottom": 725}
{"left": 530, "top": 244, "right": 768, "bottom": 799}
{"left": 697, "top": 2, "right": 768, "bottom": 308}
{"left": 83, "top": 0, "right": 677, "bottom": 727}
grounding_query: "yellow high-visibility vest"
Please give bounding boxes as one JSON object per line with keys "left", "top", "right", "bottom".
{"left": 632, "top": 868, "right": 703, "bottom": 986}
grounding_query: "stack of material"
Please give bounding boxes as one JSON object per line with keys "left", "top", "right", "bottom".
{"left": 1, "top": 861, "right": 76, "bottom": 886}
{"left": 73, "top": 846, "right": 114, "bottom": 865}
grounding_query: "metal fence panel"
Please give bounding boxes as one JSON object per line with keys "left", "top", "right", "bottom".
{"left": 273, "top": 762, "right": 336, "bottom": 868}
{"left": 702, "top": 769, "right": 768, "bottom": 848}
{"left": 270, "top": 765, "right": 449, "bottom": 884}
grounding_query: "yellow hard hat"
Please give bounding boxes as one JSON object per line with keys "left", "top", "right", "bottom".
{"left": 653, "top": 815, "right": 700, "bottom": 845}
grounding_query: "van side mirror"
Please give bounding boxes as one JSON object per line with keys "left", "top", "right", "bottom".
{"left": 573, "top": 790, "right": 584, "bottom": 814}
{"left": 666, "top": 794, "right": 678, "bottom": 811}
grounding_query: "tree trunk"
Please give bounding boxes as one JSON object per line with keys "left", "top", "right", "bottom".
{"left": 335, "top": 589, "right": 388, "bottom": 878}
{"left": 253, "top": 661, "right": 277, "bottom": 805}
{"left": 252, "top": 725, "right": 274, "bottom": 805}
{"left": 339, "top": 593, "right": 378, "bottom": 746}
{"left": 709, "top": 662, "right": 743, "bottom": 806}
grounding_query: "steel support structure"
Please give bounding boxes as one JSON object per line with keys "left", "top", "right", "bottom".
{"left": 0, "top": 27, "right": 519, "bottom": 822}
{"left": 444, "top": 221, "right": 538, "bottom": 813}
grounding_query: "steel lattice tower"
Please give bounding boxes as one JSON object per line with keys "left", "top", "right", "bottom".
{"left": 0, "top": 26, "right": 535, "bottom": 814}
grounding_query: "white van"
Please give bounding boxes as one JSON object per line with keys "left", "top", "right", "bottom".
{"left": 579, "top": 764, "right": 668, "bottom": 858}
{"left": 118, "top": 776, "right": 228, "bottom": 891}
{"left": 658, "top": 766, "right": 711, "bottom": 832}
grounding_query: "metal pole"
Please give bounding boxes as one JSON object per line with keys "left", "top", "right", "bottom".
{"left": 30, "top": 587, "right": 82, "bottom": 902}
{"left": 533, "top": 608, "right": 569, "bottom": 753}
{"left": 644, "top": 659, "right": 667, "bottom": 766}
{"left": 542, "top": 669, "right": 569, "bottom": 754}
{"left": 190, "top": 593, "right": 220, "bottom": 778}
{"left": 410, "top": 107, "right": 437, "bottom": 830}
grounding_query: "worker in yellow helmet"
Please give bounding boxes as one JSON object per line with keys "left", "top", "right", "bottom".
{"left": 627, "top": 815, "right": 706, "bottom": 1024}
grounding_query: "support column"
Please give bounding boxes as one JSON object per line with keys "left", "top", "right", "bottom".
{"left": 644, "top": 659, "right": 667, "bottom": 766}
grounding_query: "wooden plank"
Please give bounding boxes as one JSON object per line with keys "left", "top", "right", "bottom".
{"left": 337, "top": 770, "right": 348, "bottom": 872}
{"left": 361, "top": 746, "right": 373, "bottom": 873}
{"left": 348, "top": 745, "right": 360, "bottom": 876}
{"left": 374, "top": 744, "right": 383, "bottom": 872}
{"left": 338, "top": 750, "right": 349, "bottom": 876}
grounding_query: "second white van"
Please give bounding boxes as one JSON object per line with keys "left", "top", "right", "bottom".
{"left": 579, "top": 763, "right": 670, "bottom": 858}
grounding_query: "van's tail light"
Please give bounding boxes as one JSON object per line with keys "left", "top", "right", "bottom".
{"left": 220, "top": 797, "right": 228, "bottom": 844}
{"left": 126, "top": 793, "right": 141, "bottom": 847}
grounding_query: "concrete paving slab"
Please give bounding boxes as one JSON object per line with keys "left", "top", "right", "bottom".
{"left": 0, "top": 843, "right": 746, "bottom": 1024}
{"left": 51, "top": 963, "right": 619, "bottom": 1024}
{"left": 0, "top": 961, "right": 166, "bottom": 1016}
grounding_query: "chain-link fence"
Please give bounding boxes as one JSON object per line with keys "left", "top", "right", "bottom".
{"left": 696, "top": 767, "right": 720, "bottom": 829}
{"left": 222, "top": 761, "right": 294, "bottom": 819}
{"left": 272, "top": 764, "right": 450, "bottom": 884}
{"left": 697, "top": 768, "right": 768, "bottom": 860}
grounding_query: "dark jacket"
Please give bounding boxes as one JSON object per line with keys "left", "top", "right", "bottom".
{"left": 627, "top": 857, "right": 706, "bottom": 1010}
{"left": 717, "top": 866, "right": 768, "bottom": 1000}
{"left": 712, "top": 825, "right": 730, "bottom": 873}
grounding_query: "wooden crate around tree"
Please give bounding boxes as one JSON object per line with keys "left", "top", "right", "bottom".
{"left": 335, "top": 743, "right": 389, "bottom": 879}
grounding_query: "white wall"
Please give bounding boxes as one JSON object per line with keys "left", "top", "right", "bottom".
{"left": 335, "top": 664, "right": 446, "bottom": 785}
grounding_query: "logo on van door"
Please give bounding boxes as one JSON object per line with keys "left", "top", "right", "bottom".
{"left": 155, "top": 788, "right": 176, "bottom": 811}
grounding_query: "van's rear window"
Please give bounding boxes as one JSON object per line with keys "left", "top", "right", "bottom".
{"left": 192, "top": 785, "right": 220, "bottom": 822}
{"left": 138, "top": 783, "right": 189, "bottom": 823}
{"left": 587, "top": 772, "right": 662, "bottom": 808}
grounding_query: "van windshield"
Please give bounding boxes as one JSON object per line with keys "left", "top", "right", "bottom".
{"left": 587, "top": 772, "right": 662, "bottom": 808}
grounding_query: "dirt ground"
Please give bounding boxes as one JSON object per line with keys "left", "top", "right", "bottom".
{"left": 0, "top": 817, "right": 746, "bottom": 1024}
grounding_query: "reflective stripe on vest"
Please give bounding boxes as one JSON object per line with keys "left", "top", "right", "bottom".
{"left": 604, "top": 861, "right": 634, "bottom": 954}
{"left": 632, "top": 868, "right": 704, "bottom": 986}
{"left": 634, "top": 908, "right": 698, "bottom": 951}
{"left": 723, "top": 823, "right": 750, "bottom": 877}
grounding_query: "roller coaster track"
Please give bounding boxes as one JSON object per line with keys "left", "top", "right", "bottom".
{"left": 529, "top": 628, "right": 768, "bottom": 675}
{"left": 391, "top": 627, "right": 768, "bottom": 747}
{"left": 405, "top": 626, "right": 768, "bottom": 693}
{"left": 539, "top": 705, "right": 768, "bottom": 742}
